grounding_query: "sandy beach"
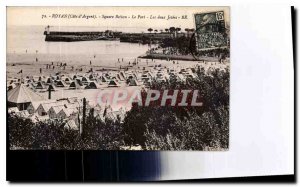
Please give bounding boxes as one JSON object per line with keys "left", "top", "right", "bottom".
{"left": 6, "top": 52, "right": 224, "bottom": 78}
{"left": 7, "top": 51, "right": 228, "bottom": 111}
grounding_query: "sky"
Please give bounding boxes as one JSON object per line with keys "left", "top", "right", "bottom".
{"left": 7, "top": 7, "right": 229, "bottom": 31}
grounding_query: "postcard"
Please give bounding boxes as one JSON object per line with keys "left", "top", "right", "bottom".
{"left": 7, "top": 7, "right": 230, "bottom": 150}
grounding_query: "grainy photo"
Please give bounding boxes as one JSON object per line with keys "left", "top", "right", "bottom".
{"left": 7, "top": 7, "right": 230, "bottom": 150}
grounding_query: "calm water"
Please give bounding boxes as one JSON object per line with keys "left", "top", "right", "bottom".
{"left": 7, "top": 25, "right": 151, "bottom": 67}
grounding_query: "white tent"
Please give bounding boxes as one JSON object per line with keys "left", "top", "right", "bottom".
{"left": 84, "top": 81, "right": 100, "bottom": 89}
{"left": 7, "top": 84, "right": 44, "bottom": 111}
{"left": 69, "top": 81, "right": 82, "bottom": 89}
{"left": 48, "top": 105, "right": 65, "bottom": 119}
{"left": 128, "top": 79, "right": 142, "bottom": 86}
{"left": 47, "top": 84, "right": 56, "bottom": 91}
{"left": 108, "top": 80, "right": 120, "bottom": 87}
{"left": 35, "top": 81, "right": 45, "bottom": 89}
{"left": 55, "top": 80, "right": 66, "bottom": 87}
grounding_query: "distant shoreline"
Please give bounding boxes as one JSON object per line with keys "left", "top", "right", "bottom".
{"left": 139, "top": 53, "right": 219, "bottom": 62}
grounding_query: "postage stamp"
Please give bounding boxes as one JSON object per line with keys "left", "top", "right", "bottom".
{"left": 194, "top": 10, "right": 229, "bottom": 50}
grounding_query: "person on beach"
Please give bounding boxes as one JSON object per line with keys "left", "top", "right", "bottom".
{"left": 90, "top": 60, "right": 92, "bottom": 65}
{"left": 40, "top": 68, "right": 42, "bottom": 74}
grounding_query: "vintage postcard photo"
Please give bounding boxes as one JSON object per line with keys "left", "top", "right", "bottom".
{"left": 7, "top": 7, "right": 230, "bottom": 150}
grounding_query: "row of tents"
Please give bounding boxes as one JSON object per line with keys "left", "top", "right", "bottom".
{"left": 7, "top": 84, "right": 127, "bottom": 129}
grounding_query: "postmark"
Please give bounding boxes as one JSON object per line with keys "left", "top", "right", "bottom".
{"left": 194, "top": 11, "right": 228, "bottom": 51}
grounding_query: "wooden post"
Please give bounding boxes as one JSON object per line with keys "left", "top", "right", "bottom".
{"left": 81, "top": 98, "right": 86, "bottom": 138}
{"left": 78, "top": 113, "right": 81, "bottom": 136}
{"left": 47, "top": 86, "right": 51, "bottom": 99}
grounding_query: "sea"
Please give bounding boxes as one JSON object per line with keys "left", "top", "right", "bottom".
{"left": 7, "top": 25, "right": 151, "bottom": 67}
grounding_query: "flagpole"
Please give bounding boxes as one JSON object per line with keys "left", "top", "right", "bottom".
{"left": 20, "top": 70, "right": 23, "bottom": 84}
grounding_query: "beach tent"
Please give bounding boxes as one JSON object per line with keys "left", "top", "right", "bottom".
{"left": 64, "top": 119, "right": 78, "bottom": 130}
{"left": 118, "top": 75, "right": 126, "bottom": 81}
{"left": 7, "top": 84, "right": 44, "bottom": 111}
{"left": 81, "top": 76, "right": 89, "bottom": 82}
{"left": 35, "top": 81, "right": 45, "bottom": 89}
{"left": 36, "top": 102, "right": 53, "bottom": 116}
{"left": 147, "top": 72, "right": 154, "bottom": 79}
{"left": 27, "top": 100, "right": 45, "bottom": 114}
{"left": 89, "top": 74, "right": 95, "bottom": 80}
{"left": 100, "top": 76, "right": 108, "bottom": 83}
{"left": 85, "top": 81, "right": 100, "bottom": 89}
{"left": 81, "top": 77, "right": 90, "bottom": 85}
{"left": 55, "top": 80, "right": 66, "bottom": 87}
{"left": 46, "top": 77, "right": 53, "bottom": 84}
{"left": 126, "top": 72, "right": 135, "bottom": 79}
{"left": 58, "top": 107, "right": 78, "bottom": 119}
{"left": 35, "top": 100, "right": 66, "bottom": 116}
{"left": 63, "top": 77, "right": 71, "bottom": 85}
{"left": 95, "top": 79, "right": 103, "bottom": 85}
{"left": 120, "top": 71, "right": 126, "bottom": 80}
{"left": 38, "top": 76, "right": 44, "bottom": 82}
{"left": 117, "top": 74, "right": 122, "bottom": 81}
{"left": 64, "top": 77, "right": 71, "bottom": 82}
{"left": 69, "top": 81, "right": 82, "bottom": 89}
{"left": 108, "top": 80, "right": 120, "bottom": 87}
{"left": 47, "top": 84, "right": 56, "bottom": 91}
{"left": 128, "top": 79, "right": 141, "bottom": 86}
{"left": 48, "top": 105, "right": 65, "bottom": 119}
{"left": 111, "top": 76, "right": 118, "bottom": 81}
{"left": 75, "top": 79, "right": 83, "bottom": 86}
